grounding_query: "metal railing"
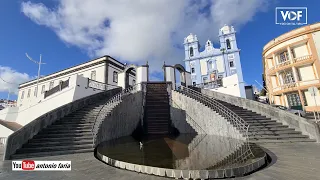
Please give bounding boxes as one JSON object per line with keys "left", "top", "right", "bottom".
{"left": 91, "top": 83, "right": 144, "bottom": 146}
{"left": 194, "top": 79, "right": 223, "bottom": 89}
{"left": 87, "top": 79, "right": 120, "bottom": 91}
{"left": 177, "top": 86, "right": 250, "bottom": 142}
{"left": 44, "top": 79, "right": 69, "bottom": 99}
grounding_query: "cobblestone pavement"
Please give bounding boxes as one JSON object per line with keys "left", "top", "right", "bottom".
{"left": 1, "top": 142, "right": 320, "bottom": 180}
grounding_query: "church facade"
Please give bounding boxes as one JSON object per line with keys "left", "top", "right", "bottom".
{"left": 183, "top": 25, "right": 246, "bottom": 97}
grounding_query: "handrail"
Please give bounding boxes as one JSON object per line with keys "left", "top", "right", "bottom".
{"left": 44, "top": 79, "right": 69, "bottom": 99}
{"left": 87, "top": 79, "right": 120, "bottom": 91}
{"left": 91, "top": 83, "right": 144, "bottom": 147}
{"left": 177, "top": 86, "right": 250, "bottom": 143}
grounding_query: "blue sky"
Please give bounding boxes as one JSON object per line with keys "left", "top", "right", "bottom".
{"left": 0, "top": 0, "right": 319, "bottom": 100}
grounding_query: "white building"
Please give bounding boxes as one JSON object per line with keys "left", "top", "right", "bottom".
{"left": 184, "top": 25, "right": 246, "bottom": 98}
{"left": 0, "top": 55, "right": 137, "bottom": 133}
{"left": 17, "top": 55, "right": 135, "bottom": 108}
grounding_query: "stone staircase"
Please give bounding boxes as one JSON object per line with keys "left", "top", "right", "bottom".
{"left": 11, "top": 97, "right": 119, "bottom": 159}
{"left": 144, "top": 83, "right": 171, "bottom": 134}
{"left": 216, "top": 100, "right": 315, "bottom": 143}
{"left": 178, "top": 87, "right": 315, "bottom": 143}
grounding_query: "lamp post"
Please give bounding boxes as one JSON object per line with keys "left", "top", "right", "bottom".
{"left": 25, "top": 53, "right": 46, "bottom": 97}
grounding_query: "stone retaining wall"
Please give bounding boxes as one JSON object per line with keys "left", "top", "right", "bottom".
{"left": 94, "top": 91, "right": 143, "bottom": 147}
{"left": 170, "top": 91, "right": 245, "bottom": 141}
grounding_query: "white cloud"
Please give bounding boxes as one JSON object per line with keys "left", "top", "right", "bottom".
{"left": 0, "top": 66, "right": 32, "bottom": 94}
{"left": 21, "top": 0, "right": 270, "bottom": 73}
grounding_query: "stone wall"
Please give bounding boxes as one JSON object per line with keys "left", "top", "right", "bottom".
{"left": 3, "top": 88, "right": 121, "bottom": 160}
{"left": 170, "top": 91, "right": 245, "bottom": 141}
{"left": 201, "top": 88, "right": 320, "bottom": 142}
{"left": 94, "top": 91, "right": 143, "bottom": 147}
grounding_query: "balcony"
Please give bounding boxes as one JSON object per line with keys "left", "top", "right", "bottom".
{"left": 272, "top": 79, "right": 320, "bottom": 95}
{"left": 267, "top": 54, "right": 314, "bottom": 75}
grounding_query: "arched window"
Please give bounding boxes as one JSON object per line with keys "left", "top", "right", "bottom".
{"left": 226, "top": 39, "right": 231, "bottom": 49}
{"left": 113, "top": 71, "right": 118, "bottom": 83}
{"left": 207, "top": 42, "right": 210, "bottom": 46}
{"left": 190, "top": 47, "right": 194, "bottom": 57}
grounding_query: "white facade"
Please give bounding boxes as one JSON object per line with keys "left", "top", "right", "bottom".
{"left": 184, "top": 25, "right": 246, "bottom": 98}
{"left": 17, "top": 56, "right": 136, "bottom": 108}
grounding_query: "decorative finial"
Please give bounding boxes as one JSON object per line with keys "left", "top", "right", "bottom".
{"left": 146, "top": 61, "right": 148, "bottom": 65}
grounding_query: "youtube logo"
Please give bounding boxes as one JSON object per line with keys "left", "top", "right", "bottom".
{"left": 12, "top": 160, "right": 71, "bottom": 171}
{"left": 22, "top": 160, "right": 35, "bottom": 170}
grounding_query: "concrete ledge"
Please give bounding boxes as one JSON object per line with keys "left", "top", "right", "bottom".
{"left": 3, "top": 88, "right": 121, "bottom": 160}
{"left": 96, "top": 145, "right": 267, "bottom": 179}
{"left": 200, "top": 89, "right": 320, "bottom": 142}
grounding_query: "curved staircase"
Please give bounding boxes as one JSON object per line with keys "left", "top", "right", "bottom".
{"left": 11, "top": 97, "right": 119, "bottom": 159}
{"left": 177, "top": 87, "right": 315, "bottom": 143}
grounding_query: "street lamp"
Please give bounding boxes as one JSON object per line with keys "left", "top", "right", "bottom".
{"left": 25, "top": 53, "right": 46, "bottom": 97}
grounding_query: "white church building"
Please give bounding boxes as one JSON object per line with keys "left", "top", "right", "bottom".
{"left": 184, "top": 25, "right": 246, "bottom": 98}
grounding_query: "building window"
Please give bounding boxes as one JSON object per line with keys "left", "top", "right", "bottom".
{"left": 282, "top": 71, "right": 295, "bottom": 84}
{"left": 278, "top": 51, "right": 289, "bottom": 64}
{"left": 41, "top": 85, "right": 45, "bottom": 94}
{"left": 21, "top": 91, "right": 25, "bottom": 99}
{"left": 34, "top": 87, "right": 38, "bottom": 97}
{"left": 113, "top": 71, "right": 118, "bottom": 83}
{"left": 49, "top": 81, "right": 54, "bottom": 90}
{"left": 192, "top": 82, "right": 196, "bottom": 86}
{"left": 229, "top": 61, "right": 234, "bottom": 67}
{"left": 91, "top": 71, "right": 96, "bottom": 80}
{"left": 27, "top": 89, "right": 31, "bottom": 98}
{"left": 226, "top": 39, "right": 231, "bottom": 49}
{"left": 132, "top": 79, "right": 136, "bottom": 85}
{"left": 190, "top": 47, "right": 194, "bottom": 57}
{"left": 191, "top": 68, "right": 195, "bottom": 73}
{"left": 287, "top": 93, "right": 301, "bottom": 107}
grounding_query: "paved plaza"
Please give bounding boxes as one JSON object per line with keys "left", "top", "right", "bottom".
{"left": 1, "top": 142, "right": 320, "bottom": 180}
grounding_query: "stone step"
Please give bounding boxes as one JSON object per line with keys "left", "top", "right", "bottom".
{"left": 248, "top": 122, "right": 282, "bottom": 126}
{"left": 29, "top": 136, "right": 92, "bottom": 142}
{"left": 54, "top": 121, "right": 94, "bottom": 125}
{"left": 46, "top": 125, "right": 92, "bottom": 130}
{"left": 229, "top": 121, "right": 281, "bottom": 126}
{"left": 58, "top": 119, "right": 95, "bottom": 124}
{"left": 23, "top": 139, "right": 92, "bottom": 148}
{"left": 248, "top": 134, "right": 309, "bottom": 140}
{"left": 241, "top": 127, "right": 295, "bottom": 131}
{"left": 49, "top": 124, "right": 92, "bottom": 128}
{"left": 244, "top": 120, "right": 277, "bottom": 123}
{"left": 246, "top": 124, "right": 288, "bottom": 128}
{"left": 249, "top": 138, "right": 316, "bottom": 143}
{"left": 16, "top": 144, "right": 93, "bottom": 154}
{"left": 11, "top": 148, "right": 94, "bottom": 159}
{"left": 39, "top": 129, "right": 92, "bottom": 134}
{"left": 241, "top": 130, "right": 301, "bottom": 135}
{"left": 34, "top": 132, "right": 92, "bottom": 138}
{"left": 238, "top": 116, "right": 269, "bottom": 119}
{"left": 145, "top": 108, "right": 169, "bottom": 112}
